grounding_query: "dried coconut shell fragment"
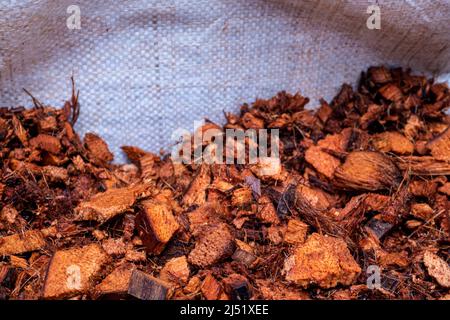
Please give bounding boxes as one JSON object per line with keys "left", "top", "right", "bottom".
{"left": 411, "top": 203, "right": 434, "bottom": 221}
{"left": 359, "top": 104, "right": 384, "bottom": 130}
{"left": 159, "top": 256, "right": 190, "bottom": 286}
{"left": 379, "top": 83, "right": 403, "bottom": 102}
{"left": 188, "top": 223, "right": 235, "bottom": 268}
{"left": 256, "top": 279, "right": 309, "bottom": 300}
{"left": 43, "top": 243, "right": 110, "bottom": 299}
{"left": 250, "top": 156, "right": 282, "bottom": 179}
{"left": 84, "top": 132, "right": 114, "bottom": 164}
{"left": 11, "top": 115, "right": 28, "bottom": 146}
{"left": 284, "top": 219, "right": 308, "bottom": 245}
{"left": 231, "top": 187, "right": 253, "bottom": 207}
{"left": 368, "top": 66, "right": 392, "bottom": 84}
{"left": 0, "top": 205, "right": 18, "bottom": 226}
{"left": 283, "top": 233, "right": 361, "bottom": 289}
{"left": 222, "top": 274, "right": 252, "bottom": 300}
{"left": 94, "top": 263, "right": 135, "bottom": 298}
{"left": 256, "top": 195, "right": 279, "bottom": 224}
{"left": 75, "top": 184, "right": 150, "bottom": 223}
{"left": 187, "top": 201, "right": 225, "bottom": 233}
{"left": 182, "top": 164, "right": 211, "bottom": 207}
{"left": 371, "top": 131, "right": 414, "bottom": 155}
{"left": 423, "top": 251, "right": 450, "bottom": 288}
{"left": 30, "top": 134, "right": 61, "bottom": 154}
{"left": 0, "top": 229, "right": 46, "bottom": 255}
{"left": 333, "top": 151, "right": 400, "bottom": 191}
{"left": 426, "top": 126, "right": 450, "bottom": 161}
{"left": 438, "top": 183, "right": 450, "bottom": 196}
{"left": 396, "top": 156, "right": 450, "bottom": 176}
{"left": 37, "top": 116, "right": 58, "bottom": 132}
{"left": 296, "top": 184, "right": 330, "bottom": 211}
{"left": 404, "top": 115, "right": 423, "bottom": 140}
{"left": 201, "top": 273, "right": 227, "bottom": 300}
{"left": 241, "top": 112, "right": 265, "bottom": 129}
{"left": 316, "top": 99, "right": 333, "bottom": 124}
{"left": 136, "top": 200, "right": 180, "bottom": 255}
{"left": 305, "top": 129, "right": 352, "bottom": 178}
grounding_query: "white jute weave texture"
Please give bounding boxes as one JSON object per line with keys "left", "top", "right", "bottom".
{"left": 0, "top": 0, "right": 449, "bottom": 161}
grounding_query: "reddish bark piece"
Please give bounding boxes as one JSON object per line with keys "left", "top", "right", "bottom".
{"left": 267, "top": 225, "right": 285, "bottom": 245}
{"left": 183, "top": 275, "right": 202, "bottom": 296}
{"left": 364, "top": 193, "right": 389, "bottom": 212}
{"left": 37, "top": 116, "right": 58, "bottom": 132}
{"left": 396, "top": 156, "right": 450, "bottom": 176}
{"left": 305, "top": 129, "right": 351, "bottom": 178}
{"left": 241, "top": 112, "right": 264, "bottom": 129}
{"left": 201, "top": 273, "right": 227, "bottom": 300}
{"left": 0, "top": 230, "right": 46, "bottom": 255}
{"left": 284, "top": 219, "right": 308, "bottom": 245}
{"left": 409, "top": 180, "right": 438, "bottom": 197}
{"left": 125, "top": 249, "right": 147, "bottom": 263}
{"left": 371, "top": 131, "right": 414, "bottom": 155}
{"left": 368, "top": 66, "right": 392, "bottom": 84}
{"left": 426, "top": 126, "right": 450, "bottom": 161}
{"left": 139, "top": 153, "right": 161, "bottom": 180}
{"left": 379, "top": 83, "right": 403, "bottom": 101}
{"left": 128, "top": 269, "right": 170, "bottom": 300}
{"left": 359, "top": 104, "right": 384, "bottom": 129}
{"left": 438, "top": 183, "right": 450, "bottom": 196}
{"left": 188, "top": 223, "right": 235, "bottom": 267}
{"left": 423, "top": 251, "right": 450, "bottom": 288}
{"left": 378, "top": 251, "right": 409, "bottom": 268}
{"left": 182, "top": 165, "right": 211, "bottom": 207}
{"left": 136, "top": 200, "right": 180, "bottom": 255}
{"left": 94, "top": 263, "right": 135, "bottom": 297}
{"left": 0, "top": 205, "right": 18, "bottom": 225}
{"left": 316, "top": 99, "right": 333, "bottom": 123}
{"left": 43, "top": 244, "right": 110, "bottom": 299}
{"left": 187, "top": 202, "right": 224, "bottom": 233}
{"left": 42, "top": 165, "right": 69, "bottom": 183}
{"left": 30, "top": 134, "right": 61, "bottom": 154}
{"left": 231, "top": 187, "right": 253, "bottom": 207}
{"left": 256, "top": 279, "right": 309, "bottom": 300}
{"left": 102, "top": 238, "right": 127, "bottom": 257}
{"left": 159, "top": 256, "right": 190, "bottom": 286}
{"left": 404, "top": 115, "right": 423, "bottom": 140}
{"left": 75, "top": 185, "right": 148, "bottom": 223}
{"left": 256, "top": 195, "right": 279, "bottom": 224}
{"left": 411, "top": 203, "right": 434, "bottom": 221}
{"left": 10, "top": 255, "right": 29, "bottom": 269}
{"left": 11, "top": 115, "right": 28, "bottom": 146}
{"left": 222, "top": 274, "right": 252, "bottom": 300}
{"left": 283, "top": 233, "right": 361, "bottom": 288}
{"left": 84, "top": 132, "right": 114, "bottom": 164}
{"left": 209, "top": 178, "right": 234, "bottom": 193}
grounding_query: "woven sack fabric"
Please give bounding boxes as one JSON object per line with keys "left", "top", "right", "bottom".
{"left": 0, "top": 0, "right": 449, "bottom": 161}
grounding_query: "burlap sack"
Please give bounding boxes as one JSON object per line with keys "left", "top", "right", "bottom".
{"left": 1, "top": 0, "right": 449, "bottom": 161}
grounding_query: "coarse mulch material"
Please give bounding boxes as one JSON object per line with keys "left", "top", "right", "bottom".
{"left": 0, "top": 67, "right": 449, "bottom": 300}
